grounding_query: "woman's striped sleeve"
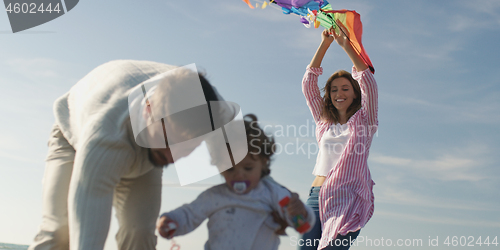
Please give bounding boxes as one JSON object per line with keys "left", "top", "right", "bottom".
{"left": 302, "top": 66, "right": 324, "bottom": 123}
{"left": 352, "top": 67, "right": 378, "bottom": 126}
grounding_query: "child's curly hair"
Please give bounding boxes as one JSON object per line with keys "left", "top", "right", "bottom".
{"left": 243, "top": 114, "right": 275, "bottom": 177}
{"left": 211, "top": 114, "right": 276, "bottom": 177}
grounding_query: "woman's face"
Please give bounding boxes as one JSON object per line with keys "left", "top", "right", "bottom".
{"left": 221, "top": 154, "right": 263, "bottom": 194}
{"left": 330, "top": 77, "right": 357, "bottom": 113}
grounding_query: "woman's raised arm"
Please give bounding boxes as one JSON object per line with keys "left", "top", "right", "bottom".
{"left": 309, "top": 28, "right": 334, "bottom": 68}
{"left": 331, "top": 21, "right": 368, "bottom": 72}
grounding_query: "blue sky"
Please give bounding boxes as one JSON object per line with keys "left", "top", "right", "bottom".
{"left": 1, "top": 0, "right": 499, "bottom": 249}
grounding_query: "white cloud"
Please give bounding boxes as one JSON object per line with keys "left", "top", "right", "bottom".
{"left": 370, "top": 143, "right": 492, "bottom": 182}
{"left": 379, "top": 34, "right": 463, "bottom": 68}
{"left": 0, "top": 132, "right": 26, "bottom": 151}
{"left": 375, "top": 210, "right": 500, "bottom": 228}
{"left": 463, "top": 0, "right": 500, "bottom": 13}
{"left": 450, "top": 0, "right": 500, "bottom": 32}
{"left": 4, "top": 58, "right": 62, "bottom": 80}
{"left": 380, "top": 92, "right": 500, "bottom": 125}
{"left": 371, "top": 155, "right": 412, "bottom": 166}
{"left": 375, "top": 184, "right": 498, "bottom": 212}
{"left": 0, "top": 150, "right": 41, "bottom": 164}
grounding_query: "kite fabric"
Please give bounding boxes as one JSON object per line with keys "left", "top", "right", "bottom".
{"left": 241, "top": 0, "right": 375, "bottom": 73}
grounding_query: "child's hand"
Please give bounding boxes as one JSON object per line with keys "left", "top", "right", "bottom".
{"left": 286, "top": 192, "right": 308, "bottom": 220}
{"left": 157, "top": 215, "right": 178, "bottom": 239}
{"left": 271, "top": 211, "right": 288, "bottom": 235}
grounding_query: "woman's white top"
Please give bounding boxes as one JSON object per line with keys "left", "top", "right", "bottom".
{"left": 312, "top": 123, "right": 351, "bottom": 176}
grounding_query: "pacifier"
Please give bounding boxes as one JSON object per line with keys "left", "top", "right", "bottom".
{"left": 231, "top": 181, "right": 251, "bottom": 194}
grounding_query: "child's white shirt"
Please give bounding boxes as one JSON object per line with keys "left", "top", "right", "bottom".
{"left": 163, "top": 177, "right": 315, "bottom": 250}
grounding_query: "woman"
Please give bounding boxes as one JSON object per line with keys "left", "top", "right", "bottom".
{"left": 299, "top": 22, "right": 378, "bottom": 250}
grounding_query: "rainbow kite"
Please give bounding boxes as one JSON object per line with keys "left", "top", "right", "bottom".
{"left": 242, "top": 0, "right": 375, "bottom": 73}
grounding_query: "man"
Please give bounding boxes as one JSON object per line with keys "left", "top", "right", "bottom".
{"left": 29, "top": 60, "right": 237, "bottom": 250}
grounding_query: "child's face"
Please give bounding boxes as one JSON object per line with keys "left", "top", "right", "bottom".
{"left": 221, "top": 154, "right": 264, "bottom": 194}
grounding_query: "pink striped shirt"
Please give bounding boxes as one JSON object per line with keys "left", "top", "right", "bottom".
{"left": 302, "top": 66, "right": 378, "bottom": 249}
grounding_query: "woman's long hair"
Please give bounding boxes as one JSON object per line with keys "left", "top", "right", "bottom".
{"left": 321, "top": 70, "right": 362, "bottom": 124}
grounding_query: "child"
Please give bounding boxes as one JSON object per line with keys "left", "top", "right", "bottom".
{"left": 156, "top": 114, "right": 315, "bottom": 250}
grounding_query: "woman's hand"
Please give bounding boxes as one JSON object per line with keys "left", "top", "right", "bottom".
{"left": 332, "top": 19, "right": 368, "bottom": 71}
{"left": 157, "top": 215, "right": 178, "bottom": 239}
{"left": 331, "top": 21, "right": 350, "bottom": 49}
{"left": 309, "top": 27, "right": 334, "bottom": 68}
{"left": 321, "top": 27, "right": 334, "bottom": 45}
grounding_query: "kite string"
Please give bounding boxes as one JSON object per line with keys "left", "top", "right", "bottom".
{"left": 331, "top": 17, "right": 371, "bottom": 70}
